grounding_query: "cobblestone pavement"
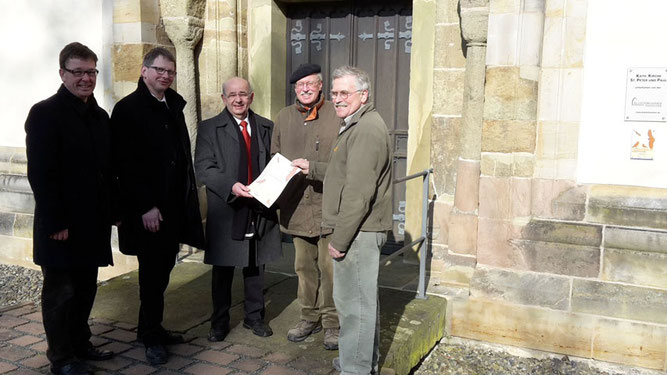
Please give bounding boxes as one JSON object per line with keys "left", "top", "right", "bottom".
{"left": 0, "top": 303, "right": 337, "bottom": 375}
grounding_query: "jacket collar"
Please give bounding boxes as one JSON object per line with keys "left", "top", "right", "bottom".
{"left": 57, "top": 84, "right": 99, "bottom": 116}
{"left": 341, "top": 103, "right": 375, "bottom": 133}
{"left": 136, "top": 77, "right": 186, "bottom": 112}
{"left": 217, "top": 108, "right": 270, "bottom": 131}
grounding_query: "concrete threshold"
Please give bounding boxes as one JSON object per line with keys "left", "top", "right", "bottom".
{"left": 92, "top": 242, "right": 447, "bottom": 374}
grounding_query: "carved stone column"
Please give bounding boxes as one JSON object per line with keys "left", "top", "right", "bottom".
{"left": 448, "top": 1, "right": 489, "bottom": 256}
{"left": 161, "top": 0, "right": 206, "bottom": 149}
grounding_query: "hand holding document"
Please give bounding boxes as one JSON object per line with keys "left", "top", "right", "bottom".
{"left": 248, "top": 153, "right": 302, "bottom": 207}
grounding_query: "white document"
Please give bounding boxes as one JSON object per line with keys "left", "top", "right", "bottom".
{"left": 248, "top": 153, "right": 301, "bottom": 208}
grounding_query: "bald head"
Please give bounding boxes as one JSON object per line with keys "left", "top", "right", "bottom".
{"left": 221, "top": 77, "right": 254, "bottom": 120}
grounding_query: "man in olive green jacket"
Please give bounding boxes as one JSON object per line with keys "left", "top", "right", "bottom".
{"left": 322, "top": 66, "right": 392, "bottom": 375}
{"left": 272, "top": 63, "right": 341, "bottom": 350}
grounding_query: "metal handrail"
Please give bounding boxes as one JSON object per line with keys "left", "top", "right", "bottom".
{"left": 384, "top": 167, "right": 432, "bottom": 300}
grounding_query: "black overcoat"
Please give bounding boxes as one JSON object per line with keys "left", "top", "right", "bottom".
{"left": 110, "top": 79, "right": 205, "bottom": 254}
{"left": 194, "top": 109, "right": 282, "bottom": 267}
{"left": 25, "top": 85, "right": 114, "bottom": 267}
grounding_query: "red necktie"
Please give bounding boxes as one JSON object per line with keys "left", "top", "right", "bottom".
{"left": 240, "top": 120, "right": 253, "bottom": 184}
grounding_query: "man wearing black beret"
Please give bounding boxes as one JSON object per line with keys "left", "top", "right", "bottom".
{"left": 271, "top": 63, "right": 341, "bottom": 349}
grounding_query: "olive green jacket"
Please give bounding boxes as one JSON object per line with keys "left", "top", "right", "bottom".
{"left": 321, "top": 104, "right": 393, "bottom": 252}
{"left": 271, "top": 100, "right": 341, "bottom": 237}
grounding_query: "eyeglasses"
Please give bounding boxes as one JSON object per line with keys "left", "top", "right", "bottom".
{"left": 295, "top": 80, "right": 321, "bottom": 89}
{"left": 330, "top": 90, "right": 362, "bottom": 100}
{"left": 149, "top": 66, "right": 177, "bottom": 77}
{"left": 63, "top": 68, "right": 99, "bottom": 77}
{"left": 225, "top": 92, "right": 251, "bottom": 99}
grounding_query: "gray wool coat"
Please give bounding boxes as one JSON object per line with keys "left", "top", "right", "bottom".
{"left": 194, "top": 108, "right": 282, "bottom": 267}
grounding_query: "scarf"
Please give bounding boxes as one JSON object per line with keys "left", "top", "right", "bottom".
{"left": 295, "top": 92, "right": 325, "bottom": 122}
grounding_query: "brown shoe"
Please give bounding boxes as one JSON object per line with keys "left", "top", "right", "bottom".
{"left": 323, "top": 327, "right": 339, "bottom": 350}
{"left": 287, "top": 320, "right": 322, "bottom": 342}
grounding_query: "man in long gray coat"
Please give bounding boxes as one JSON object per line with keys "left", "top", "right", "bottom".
{"left": 195, "top": 77, "right": 282, "bottom": 342}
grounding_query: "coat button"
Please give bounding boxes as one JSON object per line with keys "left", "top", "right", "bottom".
{"left": 164, "top": 124, "right": 169, "bottom": 129}
{"left": 305, "top": 194, "right": 309, "bottom": 199}
{"left": 170, "top": 161, "right": 176, "bottom": 166}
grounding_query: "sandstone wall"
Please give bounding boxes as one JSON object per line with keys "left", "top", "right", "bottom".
{"left": 439, "top": 0, "right": 667, "bottom": 371}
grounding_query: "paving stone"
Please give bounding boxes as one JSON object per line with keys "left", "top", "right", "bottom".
{"left": 229, "top": 358, "right": 265, "bottom": 372}
{"left": 168, "top": 343, "right": 203, "bottom": 357}
{"left": 7, "top": 335, "right": 42, "bottom": 347}
{"left": 6, "top": 367, "right": 42, "bottom": 375}
{"left": 98, "top": 341, "right": 134, "bottom": 355}
{"left": 0, "top": 329, "right": 20, "bottom": 342}
{"left": 29, "top": 341, "right": 47, "bottom": 353}
{"left": 0, "top": 343, "right": 34, "bottom": 361}
{"left": 114, "top": 322, "right": 137, "bottom": 331}
{"left": 194, "top": 349, "right": 238, "bottom": 366}
{"left": 289, "top": 357, "right": 332, "bottom": 374}
{"left": 102, "top": 329, "right": 137, "bottom": 343}
{"left": 14, "top": 322, "right": 44, "bottom": 336}
{"left": 0, "top": 315, "right": 29, "bottom": 328}
{"left": 158, "top": 355, "right": 193, "bottom": 370}
{"left": 90, "top": 324, "right": 115, "bottom": 336}
{"left": 0, "top": 362, "right": 17, "bottom": 374}
{"left": 1, "top": 305, "right": 36, "bottom": 317}
{"left": 91, "top": 318, "right": 116, "bottom": 325}
{"left": 226, "top": 344, "right": 268, "bottom": 358}
{"left": 91, "top": 356, "right": 133, "bottom": 371}
{"left": 120, "top": 347, "right": 147, "bottom": 362}
{"left": 259, "top": 364, "right": 307, "bottom": 375}
{"left": 90, "top": 336, "right": 111, "bottom": 347}
{"left": 20, "top": 353, "right": 50, "bottom": 369}
{"left": 262, "top": 352, "right": 294, "bottom": 365}
{"left": 190, "top": 338, "right": 231, "bottom": 350}
{"left": 120, "top": 364, "right": 156, "bottom": 375}
{"left": 21, "top": 312, "right": 42, "bottom": 322}
{"left": 183, "top": 363, "right": 233, "bottom": 375}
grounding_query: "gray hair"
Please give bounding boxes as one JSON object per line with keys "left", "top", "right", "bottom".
{"left": 222, "top": 77, "right": 253, "bottom": 96}
{"left": 331, "top": 66, "right": 371, "bottom": 98}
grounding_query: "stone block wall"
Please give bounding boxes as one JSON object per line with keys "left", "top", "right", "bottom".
{"left": 0, "top": 146, "right": 138, "bottom": 280}
{"left": 112, "top": 0, "right": 175, "bottom": 101}
{"left": 447, "top": 0, "right": 667, "bottom": 371}
{"left": 428, "top": 0, "right": 467, "bottom": 285}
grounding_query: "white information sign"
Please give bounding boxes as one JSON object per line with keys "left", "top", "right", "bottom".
{"left": 624, "top": 67, "right": 667, "bottom": 122}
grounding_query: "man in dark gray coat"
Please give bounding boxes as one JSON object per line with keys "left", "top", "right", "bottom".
{"left": 195, "top": 77, "right": 282, "bottom": 342}
{"left": 25, "top": 42, "right": 115, "bottom": 375}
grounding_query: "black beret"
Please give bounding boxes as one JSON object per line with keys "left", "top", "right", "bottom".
{"left": 290, "top": 63, "right": 321, "bottom": 84}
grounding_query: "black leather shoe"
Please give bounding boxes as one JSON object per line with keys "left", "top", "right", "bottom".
{"left": 145, "top": 345, "right": 168, "bottom": 365}
{"left": 77, "top": 347, "right": 114, "bottom": 361}
{"left": 51, "top": 361, "right": 90, "bottom": 375}
{"left": 242, "top": 320, "right": 273, "bottom": 337}
{"left": 207, "top": 328, "right": 229, "bottom": 342}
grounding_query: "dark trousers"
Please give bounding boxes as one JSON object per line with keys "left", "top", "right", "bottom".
{"left": 41, "top": 266, "right": 98, "bottom": 367}
{"left": 210, "top": 241, "right": 265, "bottom": 331}
{"left": 136, "top": 244, "right": 177, "bottom": 346}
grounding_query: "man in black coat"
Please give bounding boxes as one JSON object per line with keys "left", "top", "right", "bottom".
{"left": 110, "top": 47, "right": 205, "bottom": 365}
{"left": 195, "top": 77, "right": 282, "bottom": 342}
{"left": 25, "top": 42, "right": 115, "bottom": 375}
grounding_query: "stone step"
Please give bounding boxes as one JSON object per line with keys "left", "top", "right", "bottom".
{"left": 0, "top": 173, "right": 34, "bottom": 214}
{"left": 521, "top": 219, "right": 602, "bottom": 247}
{"left": 509, "top": 239, "right": 600, "bottom": 277}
